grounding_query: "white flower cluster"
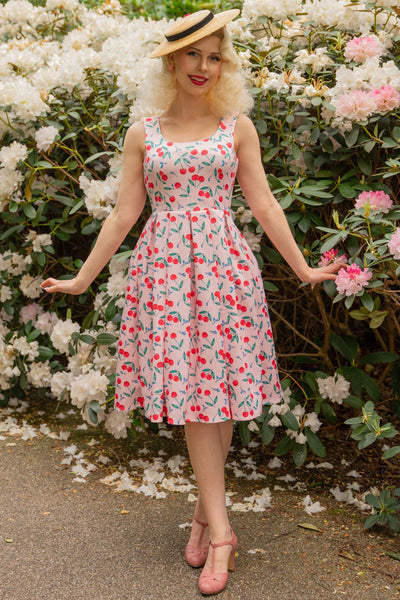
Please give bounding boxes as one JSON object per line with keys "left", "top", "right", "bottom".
{"left": 79, "top": 173, "right": 121, "bottom": 220}
{"left": 35, "top": 126, "right": 59, "bottom": 152}
{"left": 317, "top": 373, "right": 350, "bottom": 404}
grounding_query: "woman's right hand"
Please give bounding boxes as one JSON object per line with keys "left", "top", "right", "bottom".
{"left": 40, "top": 277, "right": 87, "bottom": 295}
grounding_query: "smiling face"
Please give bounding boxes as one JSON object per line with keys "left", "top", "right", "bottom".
{"left": 170, "top": 34, "right": 223, "bottom": 96}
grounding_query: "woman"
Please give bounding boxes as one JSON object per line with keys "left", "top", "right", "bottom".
{"left": 42, "top": 10, "right": 343, "bottom": 595}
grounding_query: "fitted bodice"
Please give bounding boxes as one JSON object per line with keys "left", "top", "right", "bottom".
{"left": 143, "top": 113, "right": 239, "bottom": 213}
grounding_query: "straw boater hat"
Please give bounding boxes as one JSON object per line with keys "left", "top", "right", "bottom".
{"left": 149, "top": 9, "right": 240, "bottom": 58}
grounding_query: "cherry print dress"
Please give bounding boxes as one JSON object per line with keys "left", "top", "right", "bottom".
{"left": 114, "top": 112, "right": 282, "bottom": 424}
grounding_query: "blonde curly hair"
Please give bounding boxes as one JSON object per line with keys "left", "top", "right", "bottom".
{"left": 134, "top": 28, "right": 254, "bottom": 117}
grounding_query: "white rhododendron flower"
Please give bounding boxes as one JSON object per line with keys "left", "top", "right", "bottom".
{"left": 242, "top": 225, "right": 262, "bottom": 252}
{"left": 304, "top": 412, "right": 322, "bottom": 433}
{"left": 242, "top": 0, "right": 302, "bottom": 22}
{"left": 11, "top": 335, "right": 39, "bottom": 361}
{"left": 0, "top": 285, "right": 12, "bottom": 302}
{"left": 0, "top": 337, "right": 20, "bottom": 389}
{"left": 34, "top": 126, "right": 59, "bottom": 152}
{"left": 0, "top": 167, "right": 23, "bottom": 211}
{"left": 50, "top": 371, "right": 74, "bottom": 397}
{"left": 19, "top": 274, "right": 44, "bottom": 299}
{"left": 27, "top": 361, "right": 52, "bottom": 388}
{"left": 25, "top": 230, "right": 52, "bottom": 252}
{"left": 70, "top": 370, "right": 109, "bottom": 409}
{"left": 79, "top": 173, "right": 120, "bottom": 220}
{"left": 0, "top": 252, "right": 27, "bottom": 276}
{"left": 317, "top": 373, "right": 351, "bottom": 404}
{"left": 50, "top": 318, "right": 80, "bottom": 353}
{"left": 104, "top": 409, "right": 132, "bottom": 439}
{"left": 0, "top": 141, "right": 28, "bottom": 169}
{"left": 294, "top": 48, "right": 333, "bottom": 73}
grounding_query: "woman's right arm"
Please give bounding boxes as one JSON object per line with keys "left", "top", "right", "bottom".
{"left": 41, "top": 121, "right": 147, "bottom": 295}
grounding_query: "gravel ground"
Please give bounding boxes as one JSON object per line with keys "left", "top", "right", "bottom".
{"left": 1, "top": 419, "right": 399, "bottom": 600}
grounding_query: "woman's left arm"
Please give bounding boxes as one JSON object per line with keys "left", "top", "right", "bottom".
{"left": 235, "top": 114, "right": 344, "bottom": 284}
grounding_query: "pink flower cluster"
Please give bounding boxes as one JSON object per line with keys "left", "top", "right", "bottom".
{"left": 355, "top": 190, "right": 393, "bottom": 215}
{"left": 336, "top": 85, "right": 400, "bottom": 121}
{"left": 318, "top": 248, "right": 347, "bottom": 267}
{"left": 344, "top": 36, "right": 383, "bottom": 62}
{"left": 335, "top": 264, "right": 372, "bottom": 297}
{"left": 388, "top": 228, "right": 400, "bottom": 260}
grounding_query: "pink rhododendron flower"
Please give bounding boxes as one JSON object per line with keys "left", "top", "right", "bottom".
{"left": 344, "top": 36, "right": 383, "bottom": 62}
{"left": 355, "top": 190, "right": 393, "bottom": 215}
{"left": 20, "top": 302, "right": 43, "bottom": 325}
{"left": 335, "top": 90, "right": 377, "bottom": 121}
{"left": 388, "top": 228, "right": 400, "bottom": 260}
{"left": 318, "top": 248, "right": 348, "bottom": 267}
{"left": 369, "top": 85, "right": 400, "bottom": 112}
{"left": 335, "top": 264, "right": 372, "bottom": 296}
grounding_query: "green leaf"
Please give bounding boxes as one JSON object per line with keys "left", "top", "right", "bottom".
{"left": 365, "top": 493, "right": 381, "bottom": 508}
{"left": 358, "top": 432, "right": 377, "bottom": 449}
{"left": 385, "top": 551, "right": 400, "bottom": 561}
{"left": 261, "top": 422, "right": 275, "bottom": 445}
{"left": 23, "top": 204, "right": 37, "bottom": 219}
{"left": 360, "top": 292, "right": 374, "bottom": 312}
{"left": 320, "top": 232, "right": 346, "bottom": 254}
{"left": 344, "top": 127, "right": 359, "bottom": 147}
{"left": 386, "top": 514, "right": 400, "bottom": 533}
{"left": 370, "top": 312, "right": 388, "bottom": 328}
{"left": 360, "top": 352, "right": 398, "bottom": 365}
{"left": 382, "top": 446, "right": 400, "bottom": 460}
{"left": 38, "top": 346, "right": 54, "bottom": 360}
{"left": 79, "top": 334, "right": 96, "bottom": 345}
{"left": 342, "top": 395, "right": 363, "bottom": 409}
{"left": 330, "top": 333, "right": 358, "bottom": 362}
{"left": 84, "top": 151, "right": 111, "bottom": 165}
{"left": 263, "top": 280, "right": 279, "bottom": 292}
{"left": 293, "top": 442, "right": 307, "bottom": 466}
{"left": 88, "top": 406, "right": 98, "bottom": 425}
{"left": 281, "top": 411, "right": 299, "bottom": 431}
{"left": 357, "top": 157, "right": 372, "bottom": 175}
{"left": 338, "top": 183, "right": 357, "bottom": 198}
{"left": 275, "top": 435, "right": 295, "bottom": 456}
{"left": 96, "top": 333, "right": 118, "bottom": 345}
{"left": 26, "top": 330, "right": 41, "bottom": 343}
{"left": 350, "top": 368, "right": 380, "bottom": 401}
{"left": 305, "top": 428, "right": 326, "bottom": 458}
{"left": 364, "top": 513, "right": 379, "bottom": 529}
{"left": 256, "top": 119, "right": 268, "bottom": 135}
{"left": 239, "top": 421, "right": 251, "bottom": 445}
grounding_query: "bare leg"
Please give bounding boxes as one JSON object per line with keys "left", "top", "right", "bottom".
{"left": 184, "top": 420, "right": 234, "bottom": 573}
{"left": 192, "top": 419, "right": 233, "bottom": 522}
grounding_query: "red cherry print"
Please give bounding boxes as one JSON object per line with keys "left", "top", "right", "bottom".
{"left": 180, "top": 168, "right": 187, "bottom": 174}
{"left": 188, "top": 166, "right": 195, "bottom": 173}
{"left": 201, "top": 149, "right": 208, "bottom": 155}
{"left": 191, "top": 149, "right": 198, "bottom": 155}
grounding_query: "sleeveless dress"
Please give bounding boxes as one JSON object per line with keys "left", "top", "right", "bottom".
{"left": 113, "top": 113, "right": 282, "bottom": 424}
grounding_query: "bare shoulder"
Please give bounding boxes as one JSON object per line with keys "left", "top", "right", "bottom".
{"left": 235, "top": 113, "right": 258, "bottom": 147}
{"left": 234, "top": 113, "right": 259, "bottom": 153}
{"left": 123, "top": 120, "right": 146, "bottom": 154}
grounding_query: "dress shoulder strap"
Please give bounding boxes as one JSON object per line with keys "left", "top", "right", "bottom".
{"left": 220, "top": 112, "right": 240, "bottom": 137}
{"left": 142, "top": 115, "right": 160, "bottom": 143}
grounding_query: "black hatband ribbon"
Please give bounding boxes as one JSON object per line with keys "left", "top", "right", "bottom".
{"left": 165, "top": 11, "right": 214, "bottom": 42}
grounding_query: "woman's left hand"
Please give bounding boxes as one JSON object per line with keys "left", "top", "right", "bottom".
{"left": 299, "top": 262, "right": 347, "bottom": 285}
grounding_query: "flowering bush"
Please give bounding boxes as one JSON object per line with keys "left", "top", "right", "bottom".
{"left": 0, "top": 0, "right": 399, "bottom": 522}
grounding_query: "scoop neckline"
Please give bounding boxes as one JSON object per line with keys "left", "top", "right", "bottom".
{"left": 156, "top": 115, "right": 224, "bottom": 145}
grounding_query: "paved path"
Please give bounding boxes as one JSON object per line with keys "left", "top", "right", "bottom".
{"left": 0, "top": 425, "right": 399, "bottom": 600}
